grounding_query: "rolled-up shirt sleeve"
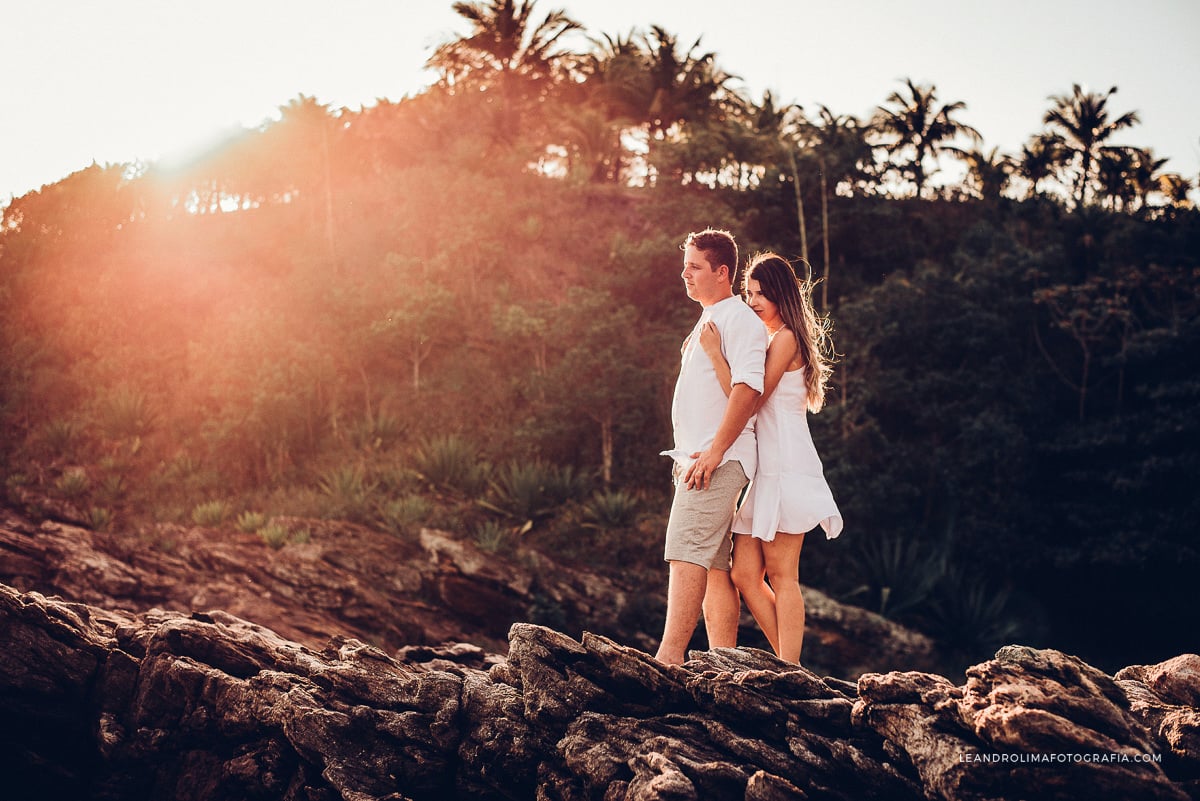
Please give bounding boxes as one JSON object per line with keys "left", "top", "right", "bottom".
{"left": 719, "top": 304, "right": 767, "bottom": 394}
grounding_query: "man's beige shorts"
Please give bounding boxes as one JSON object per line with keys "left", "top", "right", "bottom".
{"left": 663, "top": 460, "right": 748, "bottom": 570}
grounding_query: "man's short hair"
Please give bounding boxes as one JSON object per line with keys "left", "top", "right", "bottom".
{"left": 683, "top": 228, "right": 738, "bottom": 278}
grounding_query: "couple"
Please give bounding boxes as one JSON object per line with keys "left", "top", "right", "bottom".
{"left": 655, "top": 228, "right": 843, "bottom": 666}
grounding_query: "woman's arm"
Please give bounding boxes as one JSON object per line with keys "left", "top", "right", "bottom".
{"left": 698, "top": 321, "right": 734, "bottom": 397}
{"left": 759, "top": 329, "right": 800, "bottom": 410}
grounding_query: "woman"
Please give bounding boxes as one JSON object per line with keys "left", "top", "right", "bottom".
{"left": 698, "top": 252, "right": 842, "bottom": 664}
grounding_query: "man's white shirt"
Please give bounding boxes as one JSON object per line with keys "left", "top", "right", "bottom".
{"left": 662, "top": 295, "right": 767, "bottom": 480}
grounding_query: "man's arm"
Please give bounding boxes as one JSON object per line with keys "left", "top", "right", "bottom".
{"left": 683, "top": 382, "right": 759, "bottom": 490}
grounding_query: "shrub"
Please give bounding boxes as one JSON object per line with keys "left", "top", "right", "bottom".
{"left": 40, "top": 418, "right": 82, "bottom": 455}
{"left": 375, "top": 462, "right": 421, "bottom": 494}
{"left": 87, "top": 507, "right": 113, "bottom": 531}
{"left": 473, "top": 520, "right": 512, "bottom": 553}
{"left": 481, "top": 460, "right": 592, "bottom": 523}
{"left": 922, "top": 566, "right": 1023, "bottom": 671}
{"left": 191, "top": 500, "right": 232, "bottom": 527}
{"left": 96, "top": 472, "right": 127, "bottom": 506}
{"left": 527, "top": 591, "right": 568, "bottom": 630}
{"left": 236, "top": 511, "right": 269, "bottom": 533}
{"left": 317, "top": 464, "right": 378, "bottom": 521}
{"left": 55, "top": 467, "right": 89, "bottom": 499}
{"left": 582, "top": 489, "right": 641, "bottom": 530}
{"left": 4, "top": 472, "right": 29, "bottom": 503}
{"left": 97, "top": 385, "right": 155, "bottom": 439}
{"left": 480, "top": 460, "right": 555, "bottom": 522}
{"left": 845, "top": 532, "right": 946, "bottom": 619}
{"left": 350, "top": 408, "right": 405, "bottom": 451}
{"left": 412, "top": 435, "right": 487, "bottom": 496}
{"left": 543, "top": 464, "right": 592, "bottom": 504}
{"left": 378, "top": 495, "right": 432, "bottom": 537}
{"left": 258, "top": 521, "right": 290, "bottom": 549}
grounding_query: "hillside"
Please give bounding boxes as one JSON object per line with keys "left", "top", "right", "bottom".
{"left": 0, "top": 499, "right": 938, "bottom": 679}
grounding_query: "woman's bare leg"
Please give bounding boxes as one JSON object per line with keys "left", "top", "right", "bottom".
{"left": 762, "top": 532, "right": 806, "bottom": 664}
{"left": 729, "top": 534, "right": 779, "bottom": 654}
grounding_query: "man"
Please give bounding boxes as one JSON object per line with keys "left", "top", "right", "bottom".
{"left": 656, "top": 228, "right": 767, "bottom": 665}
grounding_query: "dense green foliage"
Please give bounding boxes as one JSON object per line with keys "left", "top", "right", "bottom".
{"left": 2, "top": 0, "right": 1197, "bottom": 672}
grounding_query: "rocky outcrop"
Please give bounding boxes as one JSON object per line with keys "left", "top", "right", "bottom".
{"left": 0, "top": 504, "right": 938, "bottom": 677}
{"left": 2, "top": 584, "right": 1197, "bottom": 801}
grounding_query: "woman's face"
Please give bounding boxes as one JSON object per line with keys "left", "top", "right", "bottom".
{"left": 744, "top": 278, "right": 780, "bottom": 325}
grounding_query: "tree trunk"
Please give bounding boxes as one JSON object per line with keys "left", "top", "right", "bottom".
{"left": 322, "top": 124, "right": 337, "bottom": 269}
{"left": 1078, "top": 349, "right": 1090, "bottom": 422}
{"left": 600, "top": 416, "right": 614, "bottom": 488}
{"left": 787, "top": 147, "right": 808, "bottom": 263}
{"left": 411, "top": 338, "right": 432, "bottom": 393}
{"left": 819, "top": 156, "right": 831, "bottom": 311}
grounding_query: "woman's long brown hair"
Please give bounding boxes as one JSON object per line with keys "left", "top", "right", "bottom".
{"left": 742, "top": 253, "right": 834, "bottom": 412}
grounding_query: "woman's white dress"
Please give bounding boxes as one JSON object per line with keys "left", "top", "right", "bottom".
{"left": 732, "top": 368, "right": 843, "bottom": 542}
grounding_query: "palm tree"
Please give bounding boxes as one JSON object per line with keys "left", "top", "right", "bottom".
{"left": 807, "top": 105, "right": 876, "bottom": 197}
{"left": 1096, "top": 147, "right": 1138, "bottom": 212}
{"left": 750, "top": 91, "right": 809, "bottom": 260}
{"left": 566, "top": 25, "right": 737, "bottom": 185}
{"left": 1042, "top": 84, "right": 1139, "bottom": 209}
{"left": 950, "top": 145, "right": 1014, "bottom": 202}
{"left": 638, "top": 25, "right": 736, "bottom": 137}
{"left": 1125, "top": 147, "right": 1170, "bottom": 211}
{"left": 566, "top": 30, "right": 652, "bottom": 183}
{"left": 805, "top": 105, "right": 877, "bottom": 308}
{"left": 427, "top": 0, "right": 581, "bottom": 135}
{"left": 1017, "top": 132, "right": 1064, "bottom": 200}
{"left": 1157, "top": 172, "right": 1195, "bottom": 209}
{"left": 582, "top": 29, "right": 652, "bottom": 121}
{"left": 871, "top": 79, "right": 981, "bottom": 197}
{"left": 270, "top": 96, "right": 339, "bottom": 262}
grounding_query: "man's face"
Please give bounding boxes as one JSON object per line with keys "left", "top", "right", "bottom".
{"left": 681, "top": 245, "right": 728, "bottom": 305}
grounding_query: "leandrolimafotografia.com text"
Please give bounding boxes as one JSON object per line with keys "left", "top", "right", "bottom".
{"left": 960, "top": 752, "right": 1162, "bottom": 764}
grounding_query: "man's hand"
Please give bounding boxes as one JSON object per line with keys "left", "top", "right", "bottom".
{"left": 683, "top": 448, "right": 723, "bottom": 490}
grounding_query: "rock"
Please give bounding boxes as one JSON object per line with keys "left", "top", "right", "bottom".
{"left": 1119, "top": 654, "right": 1200, "bottom": 708}
{"left": 3, "top": 584, "right": 1197, "bottom": 801}
{"left": 1117, "top": 656, "right": 1200, "bottom": 789}
{"left": 854, "top": 645, "right": 1193, "bottom": 801}
{"left": 0, "top": 503, "right": 941, "bottom": 677}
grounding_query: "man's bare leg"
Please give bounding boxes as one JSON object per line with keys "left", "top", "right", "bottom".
{"left": 656, "top": 560, "right": 707, "bottom": 664}
{"left": 702, "top": 568, "right": 740, "bottom": 648}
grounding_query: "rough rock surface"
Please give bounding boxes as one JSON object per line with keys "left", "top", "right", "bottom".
{"left": 2, "top": 584, "right": 1197, "bottom": 801}
{"left": 0, "top": 504, "right": 938, "bottom": 676}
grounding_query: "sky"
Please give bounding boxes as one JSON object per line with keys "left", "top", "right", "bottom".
{"left": 3, "top": 0, "right": 1198, "bottom": 204}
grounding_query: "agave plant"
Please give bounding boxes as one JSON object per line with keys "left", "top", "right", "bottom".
{"left": 923, "top": 566, "right": 1023, "bottom": 670}
{"left": 317, "top": 464, "right": 378, "bottom": 522}
{"left": 378, "top": 495, "right": 433, "bottom": 537}
{"left": 473, "top": 519, "right": 513, "bottom": 553}
{"left": 350, "top": 407, "right": 405, "bottom": 451}
{"left": 54, "top": 467, "right": 90, "bottom": 500}
{"left": 257, "top": 521, "right": 290, "bottom": 550}
{"left": 479, "top": 460, "right": 590, "bottom": 524}
{"left": 191, "top": 499, "right": 232, "bottom": 527}
{"left": 87, "top": 506, "right": 113, "bottom": 532}
{"left": 236, "top": 511, "right": 269, "bottom": 533}
{"left": 97, "top": 384, "right": 156, "bottom": 439}
{"left": 845, "top": 532, "right": 947, "bottom": 619}
{"left": 40, "top": 418, "right": 82, "bottom": 455}
{"left": 581, "top": 489, "right": 640, "bottom": 530}
{"left": 411, "top": 435, "right": 488, "bottom": 496}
